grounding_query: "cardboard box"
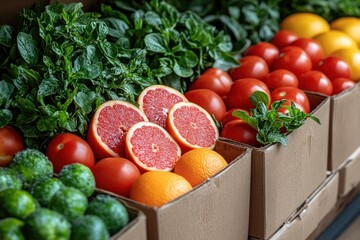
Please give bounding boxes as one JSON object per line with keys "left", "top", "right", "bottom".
{"left": 338, "top": 146, "right": 360, "bottom": 197}
{"left": 328, "top": 83, "right": 360, "bottom": 171}
{"left": 113, "top": 141, "right": 252, "bottom": 240}
{"left": 268, "top": 172, "right": 339, "bottom": 240}
{"left": 220, "top": 93, "right": 330, "bottom": 239}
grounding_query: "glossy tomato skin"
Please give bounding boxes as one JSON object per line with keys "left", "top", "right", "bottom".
{"left": 227, "top": 78, "right": 271, "bottom": 111}
{"left": 46, "top": 133, "right": 95, "bottom": 173}
{"left": 188, "top": 68, "right": 233, "bottom": 97}
{"left": 298, "top": 70, "right": 333, "bottom": 96}
{"left": 243, "top": 42, "right": 280, "bottom": 66}
{"left": 290, "top": 38, "right": 324, "bottom": 67}
{"left": 332, "top": 77, "right": 356, "bottom": 95}
{"left": 0, "top": 126, "right": 25, "bottom": 167}
{"left": 270, "top": 30, "right": 299, "bottom": 49}
{"left": 315, "top": 56, "right": 351, "bottom": 80}
{"left": 184, "top": 89, "right": 226, "bottom": 121}
{"left": 263, "top": 69, "right": 299, "bottom": 90}
{"left": 271, "top": 46, "right": 312, "bottom": 78}
{"left": 92, "top": 157, "right": 140, "bottom": 197}
{"left": 271, "top": 87, "right": 311, "bottom": 113}
{"left": 229, "top": 56, "right": 269, "bottom": 81}
{"left": 221, "top": 108, "right": 249, "bottom": 126}
{"left": 220, "top": 120, "right": 261, "bottom": 147}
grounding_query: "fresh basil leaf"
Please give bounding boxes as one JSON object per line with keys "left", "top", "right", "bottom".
{"left": 0, "top": 80, "right": 14, "bottom": 106}
{"left": 74, "top": 91, "right": 96, "bottom": 114}
{"left": 173, "top": 61, "right": 193, "bottom": 78}
{"left": 267, "top": 132, "right": 288, "bottom": 146}
{"left": 37, "top": 77, "right": 60, "bottom": 97}
{"left": 17, "top": 32, "right": 38, "bottom": 65}
{"left": 250, "top": 91, "right": 270, "bottom": 107}
{"left": 0, "top": 109, "right": 12, "bottom": 127}
{"left": 0, "top": 25, "right": 14, "bottom": 47}
{"left": 145, "top": 11, "right": 162, "bottom": 26}
{"left": 103, "top": 17, "right": 129, "bottom": 38}
{"left": 144, "top": 33, "right": 169, "bottom": 53}
{"left": 175, "top": 50, "right": 199, "bottom": 68}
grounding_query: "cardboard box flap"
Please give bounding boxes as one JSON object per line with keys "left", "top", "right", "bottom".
{"left": 339, "top": 146, "right": 360, "bottom": 197}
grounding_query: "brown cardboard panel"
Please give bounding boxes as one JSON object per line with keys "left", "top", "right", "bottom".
{"left": 221, "top": 93, "right": 331, "bottom": 239}
{"left": 121, "top": 142, "right": 252, "bottom": 240}
{"left": 338, "top": 146, "right": 360, "bottom": 197}
{"left": 269, "top": 172, "right": 339, "bottom": 240}
{"left": 111, "top": 210, "right": 147, "bottom": 240}
{"left": 329, "top": 83, "right": 360, "bottom": 171}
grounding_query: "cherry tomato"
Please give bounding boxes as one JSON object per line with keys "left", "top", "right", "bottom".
{"left": 184, "top": 89, "right": 226, "bottom": 122}
{"left": 221, "top": 108, "right": 249, "bottom": 126}
{"left": 298, "top": 70, "right": 333, "bottom": 96}
{"left": 332, "top": 77, "right": 355, "bottom": 95}
{"left": 0, "top": 126, "right": 25, "bottom": 167}
{"left": 315, "top": 56, "right": 351, "bottom": 80}
{"left": 227, "top": 78, "right": 271, "bottom": 111}
{"left": 271, "top": 46, "right": 312, "bottom": 78}
{"left": 229, "top": 56, "right": 269, "bottom": 81}
{"left": 92, "top": 157, "right": 141, "bottom": 197}
{"left": 188, "top": 68, "right": 234, "bottom": 97}
{"left": 243, "top": 42, "right": 280, "bottom": 66}
{"left": 46, "top": 133, "right": 95, "bottom": 173}
{"left": 271, "top": 87, "right": 311, "bottom": 113}
{"left": 263, "top": 69, "right": 299, "bottom": 90}
{"left": 290, "top": 38, "right": 324, "bottom": 67}
{"left": 270, "top": 30, "right": 299, "bottom": 49}
{"left": 220, "top": 120, "right": 261, "bottom": 147}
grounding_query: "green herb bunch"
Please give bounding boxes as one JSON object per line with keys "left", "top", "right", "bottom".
{"left": 0, "top": 2, "right": 156, "bottom": 149}
{"left": 101, "top": 0, "right": 239, "bottom": 92}
{"left": 232, "top": 91, "right": 320, "bottom": 146}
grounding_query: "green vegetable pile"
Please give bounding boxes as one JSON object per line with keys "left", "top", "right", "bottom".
{"left": 0, "top": 1, "right": 238, "bottom": 150}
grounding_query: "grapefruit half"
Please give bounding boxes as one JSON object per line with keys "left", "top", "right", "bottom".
{"left": 166, "top": 102, "right": 219, "bottom": 153}
{"left": 137, "top": 85, "right": 188, "bottom": 128}
{"left": 125, "top": 121, "right": 182, "bottom": 172}
{"left": 87, "top": 100, "right": 148, "bottom": 160}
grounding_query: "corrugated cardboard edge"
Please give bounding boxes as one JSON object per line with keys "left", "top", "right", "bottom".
{"left": 266, "top": 172, "right": 339, "bottom": 240}
{"left": 244, "top": 93, "right": 330, "bottom": 239}
{"left": 329, "top": 83, "right": 360, "bottom": 171}
{"left": 338, "top": 146, "right": 360, "bottom": 197}
{"left": 108, "top": 141, "right": 251, "bottom": 240}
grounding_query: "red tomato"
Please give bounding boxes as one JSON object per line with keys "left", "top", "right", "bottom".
{"left": 299, "top": 70, "right": 333, "bottom": 96}
{"left": 271, "top": 87, "right": 311, "bottom": 113}
{"left": 270, "top": 30, "right": 299, "bottom": 49}
{"left": 92, "top": 157, "right": 141, "bottom": 197}
{"left": 227, "top": 78, "right": 271, "bottom": 111}
{"left": 332, "top": 77, "right": 355, "bottom": 95}
{"left": 243, "top": 42, "right": 280, "bottom": 66}
{"left": 229, "top": 56, "right": 269, "bottom": 81}
{"left": 220, "top": 120, "right": 261, "bottom": 147}
{"left": 277, "top": 100, "right": 307, "bottom": 114}
{"left": 0, "top": 126, "right": 25, "bottom": 167}
{"left": 271, "top": 46, "right": 312, "bottom": 78}
{"left": 46, "top": 133, "right": 95, "bottom": 173}
{"left": 221, "top": 108, "right": 249, "bottom": 126}
{"left": 185, "top": 89, "right": 226, "bottom": 122}
{"left": 290, "top": 38, "right": 324, "bottom": 67}
{"left": 315, "top": 56, "right": 351, "bottom": 80}
{"left": 188, "top": 68, "right": 233, "bottom": 97}
{"left": 263, "top": 69, "right": 299, "bottom": 90}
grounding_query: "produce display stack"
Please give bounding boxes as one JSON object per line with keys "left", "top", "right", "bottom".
{"left": 1, "top": 0, "right": 360, "bottom": 240}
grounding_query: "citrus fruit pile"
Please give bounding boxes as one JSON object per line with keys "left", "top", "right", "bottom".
{"left": 0, "top": 149, "right": 130, "bottom": 239}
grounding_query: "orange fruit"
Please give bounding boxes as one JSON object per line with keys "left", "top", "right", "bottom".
{"left": 125, "top": 121, "right": 181, "bottom": 172}
{"left": 331, "top": 17, "right": 360, "bottom": 48}
{"left": 313, "top": 30, "right": 358, "bottom": 57}
{"left": 137, "top": 85, "right": 188, "bottom": 128}
{"left": 280, "top": 13, "right": 330, "bottom": 38}
{"left": 174, "top": 148, "right": 228, "bottom": 187}
{"left": 332, "top": 49, "right": 360, "bottom": 82}
{"left": 129, "top": 171, "right": 192, "bottom": 207}
{"left": 166, "top": 102, "right": 219, "bottom": 153}
{"left": 87, "top": 100, "right": 148, "bottom": 160}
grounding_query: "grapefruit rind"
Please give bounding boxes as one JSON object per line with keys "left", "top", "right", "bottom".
{"left": 137, "top": 85, "right": 188, "bottom": 128}
{"left": 87, "top": 100, "right": 148, "bottom": 160}
{"left": 125, "top": 121, "right": 182, "bottom": 172}
{"left": 166, "top": 102, "right": 219, "bottom": 153}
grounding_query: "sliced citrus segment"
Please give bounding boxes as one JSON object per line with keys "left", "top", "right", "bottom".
{"left": 166, "top": 102, "right": 219, "bottom": 152}
{"left": 125, "top": 121, "right": 181, "bottom": 172}
{"left": 137, "top": 85, "right": 188, "bottom": 128}
{"left": 87, "top": 100, "right": 148, "bottom": 160}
